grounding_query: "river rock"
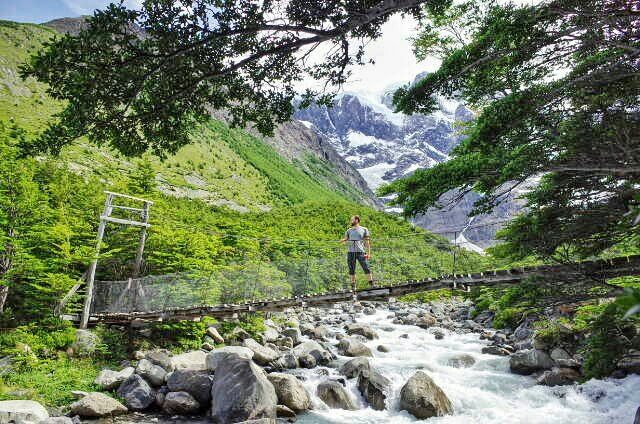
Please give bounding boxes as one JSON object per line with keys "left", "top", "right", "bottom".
{"left": 340, "top": 357, "right": 370, "bottom": 379}
{"left": 162, "top": 391, "right": 201, "bottom": 415}
{"left": 536, "top": 367, "right": 581, "bottom": 386}
{"left": 171, "top": 350, "right": 208, "bottom": 371}
{"left": 357, "top": 367, "right": 390, "bottom": 410}
{"left": 210, "top": 356, "right": 277, "bottom": 423}
{"left": 550, "top": 347, "right": 571, "bottom": 361}
{"left": 432, "top": 329, "right": 445, "bottom": 340}
{"left": 293, "top": 340, "right": 333, "bottom": 365}
{"left": 206, "top": 346, "right": 254, "bottom": 371}
{"left": 228, "top": 326, "right": 252, "bottom": 343}
{"left": 338, "top": 337, "right": 373, "bottom": 357}
{"left": 316, "top": 381, "right": 358, "bottom": 410}
{"left": 271, "top": 352, "right": 299, "bottom": 370}
{"left": 206, "top": 327, "right": 225, "bottom": 344}
{"left": 400, "top": 371, "right": 453, "bottom": 419}
{"left": 416, "top": 314, "right": 437, "bottom": 329}
{"left": 166, "top": 369, "right": 213, "bottom": 404}
{"left": 267, "top": 373, "right": 311, "bottom": 412}
{"left": 482, "top": 345, "right": 511, "bottom": 356}
{"left": 136, "top": 358, "right": 167, "bottom": 386}
{"left": 282, "top": 327, "right": 301, "bottom": 344}
{"left": 617, "top": 349, "right": 640, "bottom": 374}
{"left": 345, "top": 323, "right": 378, "bottom": 340}
{"left": 446, "top": 354, "right": 476, "bottom": 368}
{"left": 299, "top": 353, "right": 317, "bottom": 369}
{"left": 146, "top": 349, "right": 174, "bottom": 372}
{"left": 0, "top": 400, "right": 50, "bottom": 424}
{"left": 261, "top": 326, "right": 280, "bottom": 344}
{"left": 304, "top": 325, "right": 329, "bottom": 341}
{"left": 42, "top": 417, "right": 74, "bottom": 424}
{"left": 510, "top": 349, "right": 554, "bottom": 375}
{"left": 377, "top": 345, "right": 390, "bottom": 353}
{"left": 117, "top": 374, "right": 156, "bottom": 411}
{"left": 94, "top": 366, "right": 135, "bottom": 390}
{"left": 70, "top": 392, "right": 128, "bottom": 417}
{"left": 243, "top": 338, "right": 281, "bottom": 365}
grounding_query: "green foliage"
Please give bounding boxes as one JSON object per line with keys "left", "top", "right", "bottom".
{"left": 150, "top": 317, "right": 217, "bottom": 352}
{"left": 0, "top": 317, "right": 75, "bottom": 358}
{"left": 93, "top": 324, "right": 128, "bottom": 361}
{"left": 470, "top": 279, "right": 545, "bottom": 328}
{"left": 219, "top": 314, "right": 266, "bottom": 341}
{"left": 383, "top": 0, "right": 640, "bottom": 259}
{"left": 533, "top": 319, "right": 563, "bottom": 346}
{"left": 399, "top": 288, "right": 453, "bottom": 303}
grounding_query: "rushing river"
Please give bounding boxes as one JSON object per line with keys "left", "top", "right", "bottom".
{"left": 293, "top": 308, "right": 640, "bottom": 424}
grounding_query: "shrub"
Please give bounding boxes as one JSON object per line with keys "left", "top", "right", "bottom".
{"left": 0, "top": 317, "right": 76, "bottom": 359}
{"left": 150, "top": 317, "right": 217, "bottom": 352}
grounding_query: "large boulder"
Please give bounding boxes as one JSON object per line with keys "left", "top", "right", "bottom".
{"left": 210, "top": 356, "right": 277, "bottom": 423}
{"left": 94, "top": 367, "right": 135, "bottom": 390}
{"left": 293, "top": 340, "right": 333, "bottom": 365}
{"left": 399, "top": 371, "right": 453, "bottom": 419}
{"left": 146, "top": 349, "right": 174, "bottom": 372}
{"left": 261, "top": 326, "right": 280, "bottom": 343}
{"left": 117, "top": 374, "right": 156, "bottom": 411}
{"left": 267, "top": 373, "right": 311, "bottom": 412}
{"left": 509, "top": 349, "right": 554, "bottom": 375}
{"left": 136, "top": 358, "right": 167, "bottom": 386}
{"left": 167, "top": 369, "right": 213, "bottom": 404}
{"left": 70, "top": 392, "right": 128, "bottom": 417}
{"left": 162, "top": 391, "right": 201, "bottom": 415}
{"left": 0, "top": 400, "right": 49, "bottom": 424}
{"left": 536, "top": 367, "right": 581, "bottom": 386}
{"left": 171, "top": 350, "right": 208, "bottom": 371}
{"left": 338, "top": 337, "right": 373, "bottom": 358}
{"left": 345, "top": 323, "right": 378, "bottom": 340}
{"left": 242, "top": 338, "right": 280, "bottom": 366}
{"left": 357, "top": 367, "right": 390, "bottom": 410}
{"left": 316, "top": 381, "right": 358, "bottom": 410}
{"left": 206, "top": 346, "right": 254, "bottom": 371}
{"left": 339, "top": 357, "right": 370, "bottom": 379}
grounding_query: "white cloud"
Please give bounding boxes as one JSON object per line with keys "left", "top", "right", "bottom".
{"left": 61, "top": 0, "right": 142, "bottom": 15}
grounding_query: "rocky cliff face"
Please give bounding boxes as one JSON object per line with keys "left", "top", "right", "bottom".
{"left": 294, "top": 85, "right": 526, "bottom": 248}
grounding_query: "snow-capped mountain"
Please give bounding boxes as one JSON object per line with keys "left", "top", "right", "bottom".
{"left": 294, "top": 80, "right": 525, "bottom": 248}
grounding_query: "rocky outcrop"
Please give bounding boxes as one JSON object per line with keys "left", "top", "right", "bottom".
{"left": 210, "top": 356, "right": 277, "bottom": 423}
{"left": 70, "top": 392, "right": 128, "bottom": 418}
{"left": 316, "top": 381, "right": 358, "bottom": 410}
{"left": 399, "top": 371, "right": 453, "bottom": 419}
{"left": 357, "top": 367, "right": 390, "bottom": 410}
{"left": 267, "top": 373, "right": 311, "bottom": 412}
{"left": 509, "top": 349, "right": 554, "bottom": 375}
{"left": 117, "top": 374, "right": 156, "bottom": 411}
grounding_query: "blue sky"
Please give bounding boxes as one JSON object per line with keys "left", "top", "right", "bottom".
{"left": 0, "top": 0, "right": 141, "bottom": 23}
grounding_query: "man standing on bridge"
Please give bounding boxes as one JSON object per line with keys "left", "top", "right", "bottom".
{"left": 340, "top": 215, "right": 374, "bottom": 297}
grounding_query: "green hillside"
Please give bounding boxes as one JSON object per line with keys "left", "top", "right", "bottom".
{"left": 0, "top": 20, "right": 369, "bottom": 211}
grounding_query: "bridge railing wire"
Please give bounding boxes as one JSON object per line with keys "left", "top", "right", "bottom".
{"left": 90, "top": 220, "right": 513, "bottom": 315}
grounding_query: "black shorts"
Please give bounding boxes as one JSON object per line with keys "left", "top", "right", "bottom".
{"left": 347, "top": 252, "right": 371, "bottom": 275}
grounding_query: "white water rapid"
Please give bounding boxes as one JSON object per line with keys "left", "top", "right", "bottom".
{"left": 293, "top": 308, "right": 640, "bottom": 424}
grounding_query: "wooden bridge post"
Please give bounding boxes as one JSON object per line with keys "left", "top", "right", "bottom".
{"left": 132, "top": 201, "right": 151, "bottom": 279}
{"left": 80, "top": 193, "right": 113, "bottom": 329}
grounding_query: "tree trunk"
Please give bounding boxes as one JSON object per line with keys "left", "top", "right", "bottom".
{"left": 0, "top": 284, "right": 7, "bottom": 313}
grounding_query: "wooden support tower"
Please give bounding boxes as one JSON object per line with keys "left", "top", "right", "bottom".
{"left": 80, "top": 191, "right": 153, "bottom": 329}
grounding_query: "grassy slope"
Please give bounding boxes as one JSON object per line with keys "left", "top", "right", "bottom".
{"left": 0, "top": 20, "right": 361, "bottom": 211}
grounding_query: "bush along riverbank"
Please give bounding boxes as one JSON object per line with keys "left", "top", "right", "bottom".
{"left": 0, "top": 295, "right": 638, "bottom": 423}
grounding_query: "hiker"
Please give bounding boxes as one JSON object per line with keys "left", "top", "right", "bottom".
{"left": 340, "top": 215, "right": 374, "bottom": 293}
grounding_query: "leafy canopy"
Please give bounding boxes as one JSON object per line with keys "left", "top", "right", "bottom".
{"left": 381, "top": 0, "right": 640, "bottom": 259}
{"left": 21, "top": 0, "right": 450, "bottom": 156}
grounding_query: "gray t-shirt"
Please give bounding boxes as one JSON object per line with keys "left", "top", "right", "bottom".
{"left": 345, "top": 226, "right": 370, "bottom": 253}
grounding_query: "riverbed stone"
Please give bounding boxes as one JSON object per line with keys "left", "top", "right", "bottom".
{"left": 136, "top": 358, "right": 167, "bottom": 386}
{"left": 338, "top": 337, "right": 373, "bottom": 357}
{"left": 267, "top": 373, "right": 311, "bottom": 412}
{"left": 446, "top": 354, "right": 476, "bottom": 368}
{"left": 282, "top": 327, "right": 302, "bottom": 344}
{"left": 482, "top": 345, "right": 511, "bottom": 356}
{"left": 206, "top": 346, "right": 254, "bottom": 371}
{"left": 416, "top": 314, "right": 437, "bottom": 329}
{"left": 617, "top": 349, "right": 640, "bottom": 374}
{"left": 345, "top": 323, "right": 378, "bottom": 340}
{"left": 271, "top": 352, "right": 299, "bottom": 370}
{"left": 299, "top": 353, "right": 317, "bottom": 368}
{"left": 117, "top": 374, "right": 156, "bottom": 411}
{"left": 292, "top": 340, "right": 333, "bottom": 365}
{"left": 243, "top": 338, "right": 281, "bottom": 365}
{"left": 146, "top": 349, "right": 174, "bottom": 372}
{"left": 316, "top": 381, "right": 358, "bottom": 410}
{"left": 377, "top": 345, "right": 390, "bottom": 353}
{"left": 340, "top": 357, "right": 370, "bottom": 379}
{"left": 70, "top": 392, "right": 128, "bottom": 417}
{"left": 162, "top": 391, "right": 201, "bottom": 415}
{"left": 0, "top": 400, "right": 50, "bottom": 424}
{"left": 94, "top": 366, "right": 135, "bottom": 390}
{"left": 400, "top": 371, "right": 453, "bottom": 419}
{"left": 166, "top": 369, "right": 213, "bottom": 404}
{"left": 536, "top": 367, "right": 581, "bottom": 386}
{"left": 357, "top": 367, "right": 390, "bottom": 410}
{"left": 510, "top": 349, "right": 554, "bottom": 375}
{"left": 206, "top": 327, "right": 225, "bottom": 344}
{"left": 171, "top": 350, "right": 208, "bottom": 371}
{"left": 210, "top": 356, "right": 277, "bottom": 423}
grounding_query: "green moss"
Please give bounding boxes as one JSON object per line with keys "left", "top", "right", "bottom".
{"left": 399, "top": 288, "right": 454, "bottom": 303}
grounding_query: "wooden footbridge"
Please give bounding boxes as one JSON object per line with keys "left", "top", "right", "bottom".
{"left": 67, "top": 254, "right": 640, "bottom": 325}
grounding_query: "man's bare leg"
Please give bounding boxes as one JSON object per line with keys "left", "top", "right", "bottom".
{"left": 350, "top": 275, "right": 357, "bottom": 301}
{"left": 367, "top": 273, "right": 375, "bottom": 287}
